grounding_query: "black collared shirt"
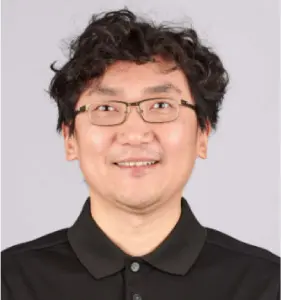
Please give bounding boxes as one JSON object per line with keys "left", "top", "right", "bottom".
{"left": 2, "top": 197, "right": 280, "bottom": 300}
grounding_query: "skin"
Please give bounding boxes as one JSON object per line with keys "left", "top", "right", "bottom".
{"left": 62, "top": 58, "right": 210, "bottom": 256}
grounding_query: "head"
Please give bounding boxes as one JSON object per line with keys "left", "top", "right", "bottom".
{"left": 49, "top": 9, "right": 229, "bottom": 212}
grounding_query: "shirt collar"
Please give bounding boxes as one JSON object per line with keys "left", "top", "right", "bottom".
{"left": 68, "top": 197, "right": 206, "bottom": 279}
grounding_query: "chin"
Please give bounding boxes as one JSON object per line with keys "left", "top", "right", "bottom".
{"left": 115, "top": 194, "right": 158, "bottom": 212}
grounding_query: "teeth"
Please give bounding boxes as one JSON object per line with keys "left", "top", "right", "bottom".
{"left": 116, "top": 161, "right": 157, "bottom": 167}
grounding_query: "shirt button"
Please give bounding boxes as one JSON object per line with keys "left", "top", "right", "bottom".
{"left": 133, "top": 294, "right": 142, "bottom": 300}
{"left": 130, "top": 262, "right": 140, "bottom": 272}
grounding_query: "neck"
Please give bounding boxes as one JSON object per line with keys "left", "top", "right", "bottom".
{"left": 89, "top": 194, "right": 182, "bottom": 257}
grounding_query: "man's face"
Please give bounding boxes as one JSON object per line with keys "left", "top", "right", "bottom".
{"left": 63, "top": 59, "right": 209, "bottom": 211}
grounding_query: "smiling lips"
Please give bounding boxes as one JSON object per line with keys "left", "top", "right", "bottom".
{"left": 114, "top": 156, "right": 160, "bottom": 166}
{"left": 115, "top": 161, "right": 158, "bottom": 167}
{"left": 113, "top": 158, "right": 160, "bottom": 170}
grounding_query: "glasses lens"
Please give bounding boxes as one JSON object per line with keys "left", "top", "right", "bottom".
{"left": 89, "top": 101, "right": 126, "bottom": 125}
{"left": 140, "top": 98, "right": 179, "bottom": 123}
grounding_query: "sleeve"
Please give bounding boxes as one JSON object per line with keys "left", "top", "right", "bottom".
{"left": 1, "top": 252, "right": 18, "bottom": 300}
{"left": 2, "top": 250, "right": 37, "bottom": 300}
{"left": 271, "top": 268, "right": 280, "bottom": 300}
{"left": 1, "top": 275, "right": 15, "bottom": 300}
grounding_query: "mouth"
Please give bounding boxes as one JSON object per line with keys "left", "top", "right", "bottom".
{"left": 113, "top": 160, "right": 160, "bottom": 169}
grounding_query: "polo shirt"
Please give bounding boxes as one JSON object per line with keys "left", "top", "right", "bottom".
{"left": 2, "top": 197, "right": 280, "bottom": 299}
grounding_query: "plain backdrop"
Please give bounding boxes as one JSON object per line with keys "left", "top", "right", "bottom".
{"left": 1, "top": 0, "right": 280, "bottom": 255}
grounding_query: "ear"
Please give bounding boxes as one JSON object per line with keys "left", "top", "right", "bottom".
{"left": 197, "top": 121, "right": 211, "bottom": 160}
{"left": 62, "top": 124, "right": 78, "bottom": 161}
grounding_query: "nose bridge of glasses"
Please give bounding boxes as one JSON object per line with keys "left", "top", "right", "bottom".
{"left": 127, "top": 101, "right": 144, "bottom": 114}
{"left": 120, "top": 101, "right": 146, "bottom": 125}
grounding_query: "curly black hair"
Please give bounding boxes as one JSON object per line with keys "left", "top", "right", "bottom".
{"left": 49, "top": 9, "right": 229, "bottom": 136}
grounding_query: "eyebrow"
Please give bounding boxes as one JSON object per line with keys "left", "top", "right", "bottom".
{"left": 88, "top": 86, "right": 120, "bottom": 96}
{"left": 88, "top": 82, "right": 183, "bottom": 97}
{"left": 143, "top": 83, "right": 182, "bottom": 95}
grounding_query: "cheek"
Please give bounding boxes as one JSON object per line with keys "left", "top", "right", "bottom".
{"left": 88, "top": 130, "right": 109, "bottom": 152}
{"left": 86, "top": 126, "right": 110, "bottom": 148}
{"left": 163, "top": 119, "right": 197, "bottom": 152}
{"left": 158, "top": 120, "right": 198, "bottom": 190}
{"left": 77, "top": 128, "right": 111, "bottom": 169}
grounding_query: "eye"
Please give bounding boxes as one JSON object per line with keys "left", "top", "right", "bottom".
{"left": 152, "top": 101, "right": 171, "bottom": 109}
{"left": 95, "top": 104, "right": 116, "bottom": 112}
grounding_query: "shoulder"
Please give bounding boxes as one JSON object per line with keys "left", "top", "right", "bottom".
{"left": 204, "top": 228, "right": 280, "bottom": 298}
{"left": 1, "top": 229, "right": 71, "bottom": 298}
{"left": 205, "top": 227, "right": 279, "bottom": 275}
{"left": 205, "top": 227, "right": 279, "bottom": 264}
{"left": 2, "top": 228, "right": 69, "bottom": 267}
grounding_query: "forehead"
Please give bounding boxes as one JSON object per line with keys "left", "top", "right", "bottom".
{"left": 90, "top": 59, "right": 191, "bottom": 96}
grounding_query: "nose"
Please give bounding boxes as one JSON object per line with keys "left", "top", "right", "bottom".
{"left": 116, "top": 105, "right": 153, "bottom": 145}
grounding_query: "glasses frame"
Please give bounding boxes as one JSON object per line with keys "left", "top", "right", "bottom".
{"left": 74, "top": 97, "right": 197, "bottom": 126}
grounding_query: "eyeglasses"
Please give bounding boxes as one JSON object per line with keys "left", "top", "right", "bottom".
{"left": 74, "top": 97, "right": 197, "bottom": 126}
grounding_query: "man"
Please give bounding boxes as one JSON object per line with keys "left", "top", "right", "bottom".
{"left": 2, "top": 8, "right": 280, "bottom": 300}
